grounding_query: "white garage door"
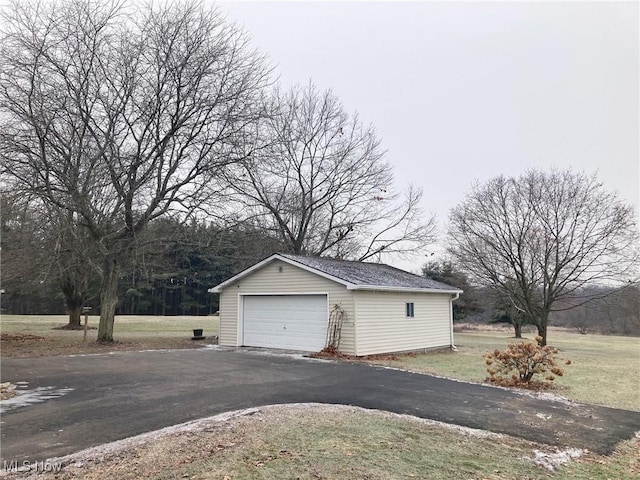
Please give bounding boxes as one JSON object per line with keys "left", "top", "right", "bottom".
{"left": 243, "top": 295, "right": 328, "bottom": 351}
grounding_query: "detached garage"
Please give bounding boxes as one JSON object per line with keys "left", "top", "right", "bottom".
{"left": 209, "top": 253, "right": 462, "bottom": 356}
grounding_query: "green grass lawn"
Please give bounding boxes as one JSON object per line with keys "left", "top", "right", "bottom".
{"left": 0, "top": 315, "right": 220, "bottom": 340}
{"left": 1, "top": 314, "right": 219, "bottom": 337}
{"left": 0, "top": 314, "right": 220, "bottom": 357}
{"left": 364, "top": 330, "right": 640, "bottom": 411}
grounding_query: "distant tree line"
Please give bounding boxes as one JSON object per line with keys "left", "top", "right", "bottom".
{"left": 0, "top": 200, "right": 284, "bottom": 316}
{"left": 550, "top": 285, "right": 640, "bottom": 337}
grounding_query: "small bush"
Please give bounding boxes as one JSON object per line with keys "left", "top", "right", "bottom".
{"left": 484, "top": 336, "right": 570, "bottom": 389}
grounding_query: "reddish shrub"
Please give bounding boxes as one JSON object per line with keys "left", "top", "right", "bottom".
{"left": 484, "top": 336, "right": 570, "bottom": 389}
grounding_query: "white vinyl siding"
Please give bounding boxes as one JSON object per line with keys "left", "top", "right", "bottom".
{"left": 218, "top": 259, "right": 356, "bottom": 354}
{"left": 354, "top": 290, "right": 452, "bottom": 356}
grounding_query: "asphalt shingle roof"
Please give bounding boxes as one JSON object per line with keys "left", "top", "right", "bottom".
{"left": 278, "top": 253, "right": 460, "bottom": 291}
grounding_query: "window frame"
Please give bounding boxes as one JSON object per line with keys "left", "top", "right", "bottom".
{"left": 405, "top": 302, "right": 415, "bottom": 318}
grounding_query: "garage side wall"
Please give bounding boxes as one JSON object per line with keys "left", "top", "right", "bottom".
{"left": 354, "top": 290, "right": 452, "bottom": 356}
{"left": 218, "top": 260, "right": 356, "bottom": 354}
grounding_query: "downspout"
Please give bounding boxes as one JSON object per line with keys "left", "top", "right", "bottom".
{"left": 450, "top": 292, "right": 460, "bottom": 351}
{"left": 353, "top": 290, "right": 358, "bottom": 356}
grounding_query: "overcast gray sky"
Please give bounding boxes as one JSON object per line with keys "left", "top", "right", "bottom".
{"left": 218, "top": 0, "right": 639, "bottom": 267}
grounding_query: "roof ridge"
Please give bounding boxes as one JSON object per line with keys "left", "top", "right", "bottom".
{"left": 276, "top": 253, "right": 458, "bottom": 291}
{"left": 279, "top": 252, "right": 393, "bottom": 268}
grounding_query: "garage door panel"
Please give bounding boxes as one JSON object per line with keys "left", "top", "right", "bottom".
{"left": 243, "top": 295, "right": 327, "bottom": 351}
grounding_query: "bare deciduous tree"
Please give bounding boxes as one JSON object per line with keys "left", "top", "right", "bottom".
{"left": 0, "top": 0, "right": 270, "bottom": 341}
{"left": 0, "top": 193, "right": 95, "bottom": 326}
{"left": 592, "top": 286, "right": 640, "bottom": 336}
{"left": 225, "top": 83, "right": 436, "bottom": 261}
{"left": 50, "top": 205, "right": 98, "bottom": 328}
{"left": 611, "top": 285, "right": 640, "bottom": 335}
{"left": 448, "top": 169, "right": 638, "bottom": 345}
{"left": 0, "top": 193, "right": 53, "bottom": 305}
{"left": 489, "top": 286, "right": 531, "bottom": 338}
{"left": 550, "top": 285, "right": 640, "bottom": 336}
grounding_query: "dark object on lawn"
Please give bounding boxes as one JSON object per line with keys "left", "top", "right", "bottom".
{"left": 192, "top": 329, "right": 205, "bottom": 340}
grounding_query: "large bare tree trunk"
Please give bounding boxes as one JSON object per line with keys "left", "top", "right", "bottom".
{"left": 97, "top": 259, "right": 120, "bottom": 343}
{"left": 513, "top": 321, "right": 522, "bottom": 339}
{"left": 67, "top": 305, "right": 82, "bottom": 329}
{"left": 60, "top": 274, "right": 86, "bottom": 329}
{"left": 536, "top": 312, "right": 549, "bottom": 346}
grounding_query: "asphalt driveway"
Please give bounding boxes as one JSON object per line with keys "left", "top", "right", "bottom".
{"left": 1, "top": 347, "right": 639, "bottom": 463}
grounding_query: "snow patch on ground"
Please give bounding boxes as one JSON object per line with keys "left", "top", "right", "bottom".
{"left": 367, "top": 363, "right": 494, "bottom": 387}
{"left": 235, "top": 348, "right": 332, "bottom": 362}
{"left": 531, "top": 448, "right": 584, "bottom": 471}
{"left": 65, "top": 346, "right": 218, "bottom": 358}
{"left": 0, "top": 386, "right": 74, "bottom": 414}
{"left": 527, "top": 391, "right": 578, "bottom": 406}
{"left": 238, "top": 349, "right": 306, "bottom": 360}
